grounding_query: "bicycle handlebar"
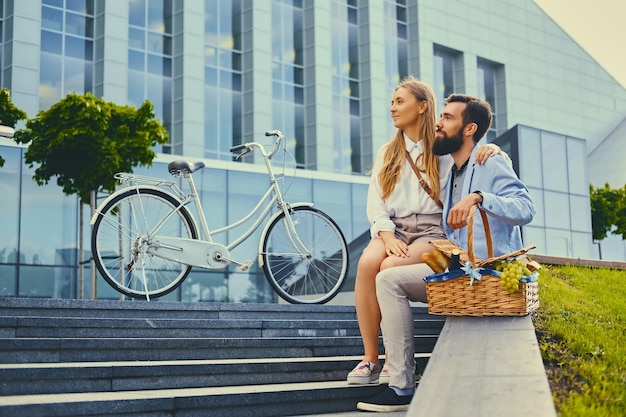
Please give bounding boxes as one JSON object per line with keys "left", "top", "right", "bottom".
{"left": 229, "top": 130, "right": 284, "bottom": 160}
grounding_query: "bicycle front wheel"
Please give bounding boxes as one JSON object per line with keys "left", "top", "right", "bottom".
{"left": 91, "top": 188, "right": 198, "bottom": 299}
{"left": 261, "top": 206, "right": 349, "bottom": 304}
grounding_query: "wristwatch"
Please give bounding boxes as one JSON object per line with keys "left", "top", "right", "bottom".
{"left": 472, "top": 190, "right": 483, "bottom": 204}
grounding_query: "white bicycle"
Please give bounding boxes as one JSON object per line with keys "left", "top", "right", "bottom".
{"left": 90, "top": 130, "right": 349, "bottom": 304}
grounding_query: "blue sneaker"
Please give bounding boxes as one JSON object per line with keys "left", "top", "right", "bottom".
{"left": 356, "top": 387, "right": 413, "bottom": 412}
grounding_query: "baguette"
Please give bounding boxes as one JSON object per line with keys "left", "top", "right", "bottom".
{"left": 422, "top": 249, "right": 450, "bottom": 274}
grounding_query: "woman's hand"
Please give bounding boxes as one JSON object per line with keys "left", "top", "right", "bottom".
{"left": 380, "top": 231, "right": 409, "bottom": 257}
{"left": 474, "top": 143, "right": 504, "bottom": 164}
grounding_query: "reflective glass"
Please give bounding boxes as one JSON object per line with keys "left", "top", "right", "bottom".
{"left": 65, "top": 35, "right": 89, "bottom": 59}
{"left": 19, "top": 173, "right": 78, "bottom": 267}
{"left": 19, "top": 265, "right": 76, "bottom": 298}
{"left": 544, "top": 191, "right": 570, "bottom": 230}
{"left": 0, "top": 147, "right": 20, "bottom": 271}
{"left": 128, "top": 49, "right": 145, "bottom": 71}
{"left": 63, "top": 57, "right": 87, "bottom": 95}
{"left": 41, "top": 30, "right": 63, "bottom": 54}
{"left": 42, "top": 6, "right": 63, "bottom": 31}
{"left": 66, "top": 0, "right": 89, "bottom": 14}
{"left": 127, "top": 70, "right": 145, "bottom": 106}
{"left": 351, "top": 183, "right": 369, "bottom": 241}
{"left": 566, "top": 138, "right": 588, "bottom": 196}
{"left": 181, "top": 269, "right": 228, "bottom": 302}
{"left": 128, "top": 0, "right": 146, "bottom": 27}
{"left": 0, "top": 265, "right": 17, "bottom": 296}
{"left": 570, "top": 195, "right": 591, "bottom": 232}
{"left": 518, "top": 126, "right": 543, "bottom": 187}
{"left": 313, "top": 180, "right": 352, "bottom": 242}
{"left": 39, "top": 53, "right": 63, "bottom": 109}
{"left": 65, "top": 12, "right": 90, "bottom": 36}
{"left": 541, "top": 132, "right": 568, "bottom": 192}
{"left": 43, "top": 0, "right": 63, "bottom": 7}
{"left": 129, "top": 27, "right": 145, "bottom": 49}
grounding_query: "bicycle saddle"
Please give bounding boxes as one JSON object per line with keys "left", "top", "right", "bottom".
{"left": 168, "top": 160, "right": 206, "bottom": 175}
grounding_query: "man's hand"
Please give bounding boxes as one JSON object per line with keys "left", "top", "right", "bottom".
{"left": 447, "top": 193, "right": 482, "bottom": 229}
{"left": 380, "top": 231, "right": 409, "bottom": 257}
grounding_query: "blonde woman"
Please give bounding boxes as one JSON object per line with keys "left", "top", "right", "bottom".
{"left": 348, "top": 77, "right": 501, "bottom": 384}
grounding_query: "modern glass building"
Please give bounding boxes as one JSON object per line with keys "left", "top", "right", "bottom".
{"left": 1, "top": 0, "right": 625, "bottom": 302}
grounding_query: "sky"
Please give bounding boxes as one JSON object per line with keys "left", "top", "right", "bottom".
{"left": 533, "top": 0, "right": 626, "bottom": 88}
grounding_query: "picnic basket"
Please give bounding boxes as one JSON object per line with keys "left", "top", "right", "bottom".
{"left": 424, "top": 206, "right": 540, "bottom": 317}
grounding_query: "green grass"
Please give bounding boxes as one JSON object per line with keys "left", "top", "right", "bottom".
{"left": 533, "top": 265, "right": 626, "bottom": 417}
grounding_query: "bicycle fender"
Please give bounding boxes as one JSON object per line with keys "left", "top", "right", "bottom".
{"left": 257, "top": 202, "right": 314, "bottom": 268}
{"left": 89, "top": 185, "right": 173, "bottom": 226}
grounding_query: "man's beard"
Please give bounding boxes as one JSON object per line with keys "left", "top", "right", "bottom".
{"left": 433, "top": 130, "right": 463, "bottom": 155}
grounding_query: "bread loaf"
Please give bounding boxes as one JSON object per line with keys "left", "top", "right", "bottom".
{"left": 422, "top": 249, "right": 450, "bottom": 273}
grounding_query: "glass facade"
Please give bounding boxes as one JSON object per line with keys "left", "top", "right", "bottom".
{"left": 128, "top": 0, "right": 173, "bottom": 153}
{"left": 204, "top": 0, "right": 243, "bottom": 160}
{"left": 0, "top": 145, "right": 367, "bottom": 301}
{"left": 433, "top": 45, "right": 460, "bottom": 114}
{"left": 271, "top": 0, "right": 305, "bottom": 167}
{"left": 331, "top": 0, "right": 362, "bottom": 173}
{"left": 494, "top": 125, "right": 593, "bottom": 258}
{"left": 39, "top": 0, "right": 94, "bottom": 110}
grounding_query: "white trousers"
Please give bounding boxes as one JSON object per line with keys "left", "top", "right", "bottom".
{"left": 376, "top": 263, "right": 435, "bottom": 391}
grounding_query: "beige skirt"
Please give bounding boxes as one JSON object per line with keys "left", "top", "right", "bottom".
{"left": 392, "top": 213, "right": 446, "bottom": 245}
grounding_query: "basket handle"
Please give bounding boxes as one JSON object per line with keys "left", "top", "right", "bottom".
{"left": 467, "top": 205, "right": 494, "bottom": 267}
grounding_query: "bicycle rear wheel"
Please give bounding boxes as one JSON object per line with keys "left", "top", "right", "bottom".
{"left": 261, "top": 206, "right": 348, "bottom": 304}
{"left": 91, "top": 187, "right": 198, "bottom": 299}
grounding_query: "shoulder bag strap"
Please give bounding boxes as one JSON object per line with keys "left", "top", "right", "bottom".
{"left": 405, "top": 151, "right": 443, "bottom": 209}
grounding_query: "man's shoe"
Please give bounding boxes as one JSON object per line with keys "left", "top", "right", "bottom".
{"left": 356, "top": 387, "right": 413, "bottom": 412}
{"left": 347, "top": 361, "right": 381, "bottom": 385}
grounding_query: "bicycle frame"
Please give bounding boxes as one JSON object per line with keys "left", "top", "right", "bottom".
{"left": 93, "top": 133, "right": 313, "bottom": 271}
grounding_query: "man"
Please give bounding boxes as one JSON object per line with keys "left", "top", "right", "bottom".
{"left": 356, "top": 94, "right": 536, "bottom": 412}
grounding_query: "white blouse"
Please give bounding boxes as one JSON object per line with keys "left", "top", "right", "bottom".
{"left": 366, "top": 134, "right": 453, "bottom": 238}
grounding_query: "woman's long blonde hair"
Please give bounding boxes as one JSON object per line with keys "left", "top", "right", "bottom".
{"left": 379, "top": 76, "right": 439, "bottom": 202}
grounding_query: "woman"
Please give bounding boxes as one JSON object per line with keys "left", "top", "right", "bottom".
{"left": 348, "top": 77, "right": 500, "bottom": 384}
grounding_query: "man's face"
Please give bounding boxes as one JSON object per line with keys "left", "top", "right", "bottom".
{"left": 433, "top": 102, "right": 466, "bottom": 155}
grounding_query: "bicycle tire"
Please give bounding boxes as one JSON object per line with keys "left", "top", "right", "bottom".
{"left": 91, "top": 187, "right": 198, "bottom": 299}
{"left": 261, "top": 206, "right": 349, "bottom": 304}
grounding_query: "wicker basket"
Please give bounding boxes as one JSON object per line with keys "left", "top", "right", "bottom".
{"left": 424, "top": 207, "right": 539, "bottom": 317}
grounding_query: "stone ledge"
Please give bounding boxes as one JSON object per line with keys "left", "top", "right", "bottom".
{"left": 532, "top": 254, "right": 626, "bottom": 270}
{"left": 408, "top": 316, "right": 557, "bottom": 417}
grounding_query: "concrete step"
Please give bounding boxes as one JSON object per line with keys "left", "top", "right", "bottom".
{"left": 0, "top": 380, "right": 392, "bottom": 417}
{"left": 0, "top": 297, "right": 442, "bottom": 416}
{"left": 0, "top": 316, "right": 444, "bottom": 339}
{"left": 0, "top": 355, "right": 430, "bottom": 396}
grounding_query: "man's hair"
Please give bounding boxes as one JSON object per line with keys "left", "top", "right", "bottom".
{"left": 445, "top": 94, "right": 493, "bottom": 143}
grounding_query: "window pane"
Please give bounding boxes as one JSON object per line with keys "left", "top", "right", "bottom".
{"left": 41, "top": 30, "right": 63, "bottom": 54}
{"left": 566, "top": 138, "right": 588, "bottom": 195}
{"left": 518, "top": 127, "right": 543, "bottom": 187}
{"left": 544, "top": 191, "right": 570, "bottom": 230}
{"left": 541, "top": 132, "right": 568, "bottom": 192}
{"left": 42, "top": 6, "right": 63, "bottom": 31}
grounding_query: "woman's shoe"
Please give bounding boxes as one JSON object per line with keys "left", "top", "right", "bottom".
{"left": 347, "top": 361, "right": 381, "bottom": 385}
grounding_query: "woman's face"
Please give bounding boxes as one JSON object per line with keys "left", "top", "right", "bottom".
{"left": 390, "top": 86, "right": 425, "bottom": 131}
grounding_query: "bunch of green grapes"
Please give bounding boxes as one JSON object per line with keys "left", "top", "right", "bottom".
{"left": 492, "top": 260, "right": 532, "bottom": 294}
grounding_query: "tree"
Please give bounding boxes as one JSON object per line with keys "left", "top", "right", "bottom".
{"left": 14, "top": 92, "right": 169, "bottom": 298}
{"left": 14, "top": 92, "right": 168, "bottom": 204}
{"left": 0, "top": 89, "right": 28, "bottom": 167}
{"left": 589, "top": 183, "right": 626, "bottom": 241}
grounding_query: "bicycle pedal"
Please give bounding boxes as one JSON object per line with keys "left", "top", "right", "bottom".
{"left": 239, "top": 260, "right": 253, "bottom": 271}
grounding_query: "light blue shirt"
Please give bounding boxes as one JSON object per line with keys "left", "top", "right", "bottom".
{"left": 441, "top": 146, "right": 536, "bottom": 259}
